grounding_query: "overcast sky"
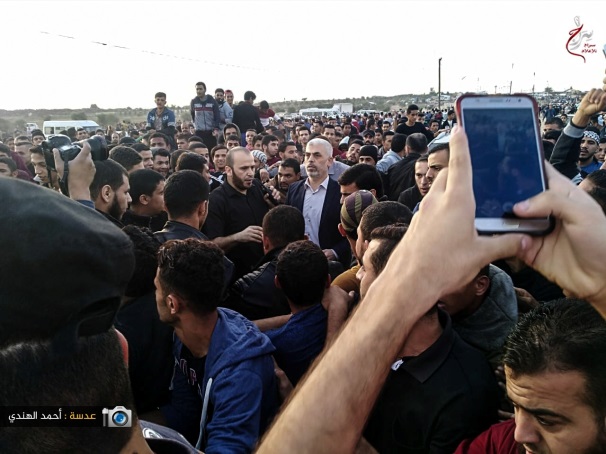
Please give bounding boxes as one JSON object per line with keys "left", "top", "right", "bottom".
{"left": 1, "top": 0, "right": 604, "bottom": 110}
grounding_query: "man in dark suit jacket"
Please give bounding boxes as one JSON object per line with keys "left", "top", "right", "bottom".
{"left": 286, "top": 138, "right": 351, "bottom": 270}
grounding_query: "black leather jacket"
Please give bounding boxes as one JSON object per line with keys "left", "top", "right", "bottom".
{"left": 155, "top": 220, "right": 235, "bottom": 286}
{"left": 223, "top": 247, "right": 290, "bottom": 320}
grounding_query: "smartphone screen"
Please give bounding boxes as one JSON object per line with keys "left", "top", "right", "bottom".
{"left": 458, "top": 95, "right": 552, "bottom": 234}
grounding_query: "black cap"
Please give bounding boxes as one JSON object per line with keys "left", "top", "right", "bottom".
{"left": 359, "top": 145, "right": 378, "bottom": 163}
{"left": 0, "top": 179, "right": 135, "bottom": 348}
{"left": 363, "top": 130, "right": 375, "bottom": 137}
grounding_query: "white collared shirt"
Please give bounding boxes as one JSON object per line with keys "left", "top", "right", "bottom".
{"left": 303, "top": 176, "right": 329, "bottom": 247}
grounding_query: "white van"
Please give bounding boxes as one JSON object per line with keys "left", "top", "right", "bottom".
{"left": 298, "top": 108, "right": 340, "bottom": 119}
{"left": 43, "top": 120, "right": 101, "bottom": 136}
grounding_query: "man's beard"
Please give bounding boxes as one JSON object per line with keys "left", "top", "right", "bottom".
{"left": 231, "top": 173, "right": 249, "bottom": 192}
{"left": 108, "top": 196, "right": 124, "bottom": 221}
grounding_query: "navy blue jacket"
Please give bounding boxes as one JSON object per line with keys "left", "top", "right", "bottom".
{"left": 161, "top": 308, "right": 278, "bottom": 453}
{"left": 286, "top": 178, "right": 351, "bottom": 268}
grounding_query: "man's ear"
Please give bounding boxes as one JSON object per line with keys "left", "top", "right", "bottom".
{"left": 101, "top": 184, "right": 113, "bottom": 203}
{"left": 262, "top": 233, "right": 271, "bottom": 251}
{"left": 167, "top": 293, "right": 183, "bottom": 314}
{"left": 140, "top": 194, "right": 150, "bottom": 206}
{"left": 274, "top": 275, "right": 282, "bottom": 289}
{"left": 475, "top": 276, "right": 491, "bottom": 297}
{"left": 198, "top": 200, "right": 208, "bottom": 218}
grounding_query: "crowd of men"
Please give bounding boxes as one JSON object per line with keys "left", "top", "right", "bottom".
{"left": 3, "top": 74, "right": 606, "bottom": 454}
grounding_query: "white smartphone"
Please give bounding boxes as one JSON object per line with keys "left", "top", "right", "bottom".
{"left": 456, "top": 94, "right": 554, "bottom": 235}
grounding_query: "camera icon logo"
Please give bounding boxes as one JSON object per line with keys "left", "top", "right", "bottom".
{"left": 102, "top": 406, "right": 132, "bottom": 428}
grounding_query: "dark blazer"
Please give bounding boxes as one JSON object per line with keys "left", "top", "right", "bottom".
{"left": 286, "top": 178, "right": 351, "bottom": 268}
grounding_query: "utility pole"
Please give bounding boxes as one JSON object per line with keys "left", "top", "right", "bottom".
{"left": 438, "top": 58, "right": 442, "bottom": 111}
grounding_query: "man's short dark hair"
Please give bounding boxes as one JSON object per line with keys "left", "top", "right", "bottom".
{"left": 0, "top": 330, "right": 135, "bottom": 452}
{"left": 369, "top": 224, "right": 409, "bottom": 275}
{"left": 215, "top": 87, "right": 224, "bottom": 94}
{"left": 338, "top": 164, "right": 384, "bottom": 198}
{"left": 110, "top": 146, "right": 143, "bottom": 171}
{"left": 122, "top": 226, "right": 161, "bottom": 298}
{"left": 90, "top": 160, "right": 128, "bottom": 201}
{"left": 188, "top": 136, "right": 203, "bottom": 144}
{"left": 262, "top": 205, "right": 305, "bottom": 249}
{"left": 276, "top": 240, "right": 328, "bottom": 307}
{"left": 244, "top": 91, "right": 256, "bottom": 101}
{"left": 195, "top": 82, "right": 206, "bottom": 90}
{"left": 278, "top": 141, "right": 296, "bottom": 153}
{"left": 0, "top": 156, "right": 17, "bottom": 173}
{"left": 129, "top": 169, "right": 164, "bottom": 206}
{"left": 279, "top": 158, "right": 300, "bottom": 175}
{"left": 586, "top": 169, "right": 606, "bottom": 188}
{"left": 503, "top": 298, "right": 606, "bottom": 421}
{"left": 31, "top": 129, "right": 45, "bottom": 139}
{"left": 428, "top": 142, "right": 450, "bottom": 157}
{"left": 383, "top": 130, "right": 395, "bottom": 138}
{"left": 152, "top": 148, "right": 171, "bottom": 160}
{"left": 406, "top": 133, "right": 428, "bottom": 153}
{"left": 170, "top": 150, "right": 185, "bottom": 171}
{"left": 0, "top": 143, "right": 11, "bottom": 156}
{"left": 544, "top": 117, "right": 565, "bottom": 129}
{"left": 360, "top": 201, "right": 413, "bottom": 242}
{"left": 406, "top": 104, "right": 419, "bottom": 114}
{"left": 226, "top": 134, "right": 241, "bottom": 144}
{"left": 157, "top": 239, "right": 224, "bottom": 316}
{"left": 262, "top": 135, "right": 278, "bottom": 148}
{"left": 391, "top": 133, "right": 407, "bottom": 153}
{"left": 211, "top": 144, "right": 227, "bottom": 162}
{"left": 163, "top": 170, "right": 209, "bottom": 218}
{"left": 176, "top": 132, "right": 193, "bottom": 141}
{"left": 188, "top": 142, "right": 208, "bottom": 154}
{"left": 176, "top": 152, "right": 208, "bottom": 173}
{"left": 155, "top": 92, "right": 167, "bottom": 99}
{"left": 543, "top": 129, "right": 562, "bottom": 142}
{"left": 28, "top": 145, "right": 49, "bottom": 159}
{"left": 150, "top": 132, "right": 169, "bottom": 145}
{"left": 130, "top": 143, "right": 150, "bottom": 153}
{"left": 585, "top": 170, "right": 606, "bottom": 215}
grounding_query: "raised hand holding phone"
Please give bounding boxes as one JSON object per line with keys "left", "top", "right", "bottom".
{"left": 456, "top": 94, "right": 553, "bottom": 235}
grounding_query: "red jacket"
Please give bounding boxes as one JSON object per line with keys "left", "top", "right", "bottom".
{"left": 455, "top": 420, "right": 517, "bottom": 454}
